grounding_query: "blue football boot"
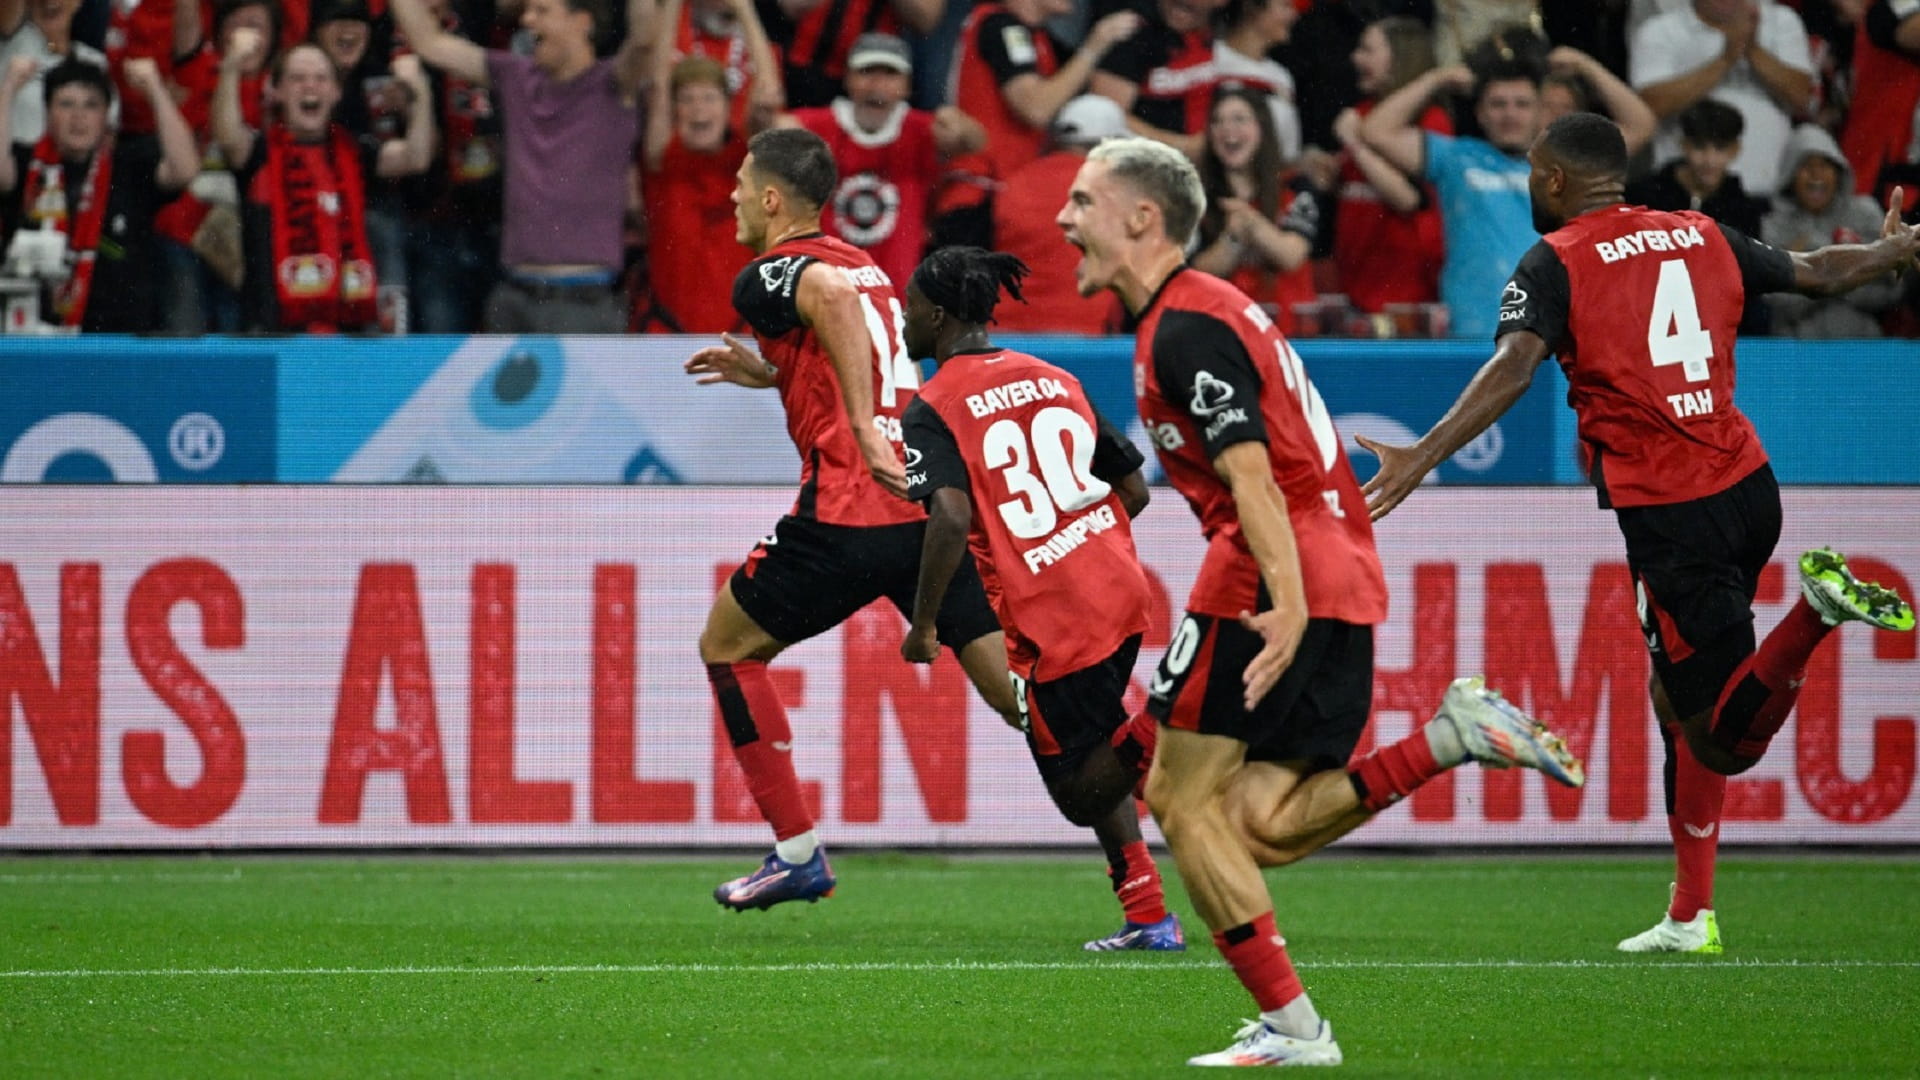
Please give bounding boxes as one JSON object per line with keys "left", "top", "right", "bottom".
{"left": 714, "top": 848, "right": 837, "bottom": 912}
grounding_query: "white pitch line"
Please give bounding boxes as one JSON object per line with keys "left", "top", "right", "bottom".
{"left": 3, "top": 959, "right": 1917, "bottom": 979}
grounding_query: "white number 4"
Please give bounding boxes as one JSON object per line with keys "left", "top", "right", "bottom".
{"left": 1647, "top": 259, "right": 1712, "bottom": 383}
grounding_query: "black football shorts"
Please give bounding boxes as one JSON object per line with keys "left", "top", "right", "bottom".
{"left": 1614, "top": 463, "right": 1781, "bottom": 718}
{"left": 729, "top": 514, "right": 1000, "bottom": 649}
{"left": 1019, "top": 635, "right": 1142, "bottom": 785}
{"left": 1147, "top": 610, "right": 1373, "bottom": 769}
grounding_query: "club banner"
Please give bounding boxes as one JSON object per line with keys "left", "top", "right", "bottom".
{"left": 1, "top": 487, "right": 1913, "bottom": 848}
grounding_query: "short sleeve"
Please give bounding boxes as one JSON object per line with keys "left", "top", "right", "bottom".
{"left": 1494, "top": 240, "right": 1571, "bottom": 349}
{"left": 903, "top": 396, "right": 970, "bottom": 502}
{"left": 1089, "top": 404, "right": 1146, "bottom": 482}
{"left": 1717, "top": 223, "right": 1798, "bottom": 297}
{"left": 732, "top": 253, "right": 815, "bottom": 338}
{"left": 1152, "top": 308, "right": 1268, "bottom": 458}
{"left": 975, "top": 12, "right": 1044, "bottom": 83}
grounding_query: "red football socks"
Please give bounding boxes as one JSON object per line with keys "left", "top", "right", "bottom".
{"left": 706, "top": 660, "right": 813, "bottom": 841}
{"left": 1108, "top": 841, "right": 1168, "bottom": 925}
{"left": 1665, "top": 723, "right": 1725, "bottom": 922}
{"left": 1214, "top": 911, "right": 1305, "bottom": 1012}
{"left": 1709, "top": 600, "right": 1828, "bottom": 759}
{"left": 1348, "top": 728, "right": 1445, "bottom": 812}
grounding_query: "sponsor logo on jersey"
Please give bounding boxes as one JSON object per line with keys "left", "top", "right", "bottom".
{"left": 1150, "top": 422, "right": 1185, "bottom": 451}
{"left": 902, "top": 445, "right": 923, "bottom": 468}
{"left": 759, "top": 256, "right": 805, "bottom": 297}
{"left": 1499, "top": 279, "right": 1528, "bottom": 322}
{"left": 1145, "top": 59, "right": 1218, "bottom": 96}
{"left": 1189, "top": 370, "right": 1235, "bottom": 416}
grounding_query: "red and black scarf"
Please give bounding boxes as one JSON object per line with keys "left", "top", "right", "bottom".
{"left": 262, "top": 123, "right": 375, "bottom": 329}
{"left": 20, "top": 134, "right": 113, "bottom": 327}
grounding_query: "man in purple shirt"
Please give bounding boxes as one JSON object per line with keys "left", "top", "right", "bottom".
{"left": 393, "top": 0, "right": 656, "bottom": 331}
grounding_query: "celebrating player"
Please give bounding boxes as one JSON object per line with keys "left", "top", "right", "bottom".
{"left": 1055, "top": 135, "right": 1588, "bottom": 1067}
{"left": 685, "top": 128, "right": 1018, "bottom": 911}
{"left": 896, "top": 246, "right": 1181, "bottom": 953}
{"left": 1360, "top": 112, "right": 1920, "bottom": 955}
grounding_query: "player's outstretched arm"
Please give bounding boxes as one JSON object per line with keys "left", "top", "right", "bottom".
{"left": 902, "top": 488, "right": 972, "bottom": 664}
{"left": 1213, "top": 442, "right": 1306, "bottom": 709}
{"left": 684, "top": 332, "right": 778, "bottom": 388}
{"left": 798, "top": 264, "right": 910, "bottom": 497}
{"left": 1358, "top": 329, "right": 1550, "bottom": 521}
{"left": 1785, "top": 187, "right": 1920, "bottom": 296}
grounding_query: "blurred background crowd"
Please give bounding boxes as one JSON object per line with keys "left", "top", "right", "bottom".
{"left": 3, "top": 0, "right": 1917, "bottom": 338}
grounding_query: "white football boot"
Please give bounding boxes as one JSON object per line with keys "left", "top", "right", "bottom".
{"left": 1618, "top": 884, "right": 1723, "bottom": 955}
{"left": 1187, "top": 1019, "right": 1342, "bottom": 1067}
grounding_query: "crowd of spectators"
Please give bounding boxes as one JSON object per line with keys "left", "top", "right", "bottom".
{"left": 1, "top": 0, "right": 1916, "bottom": 338}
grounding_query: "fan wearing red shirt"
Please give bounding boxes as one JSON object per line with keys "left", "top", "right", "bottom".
{"left": 1056, "top": 134, "right": 1586, "bottom": 1068}
{"left": 898, "top": 246, "right": 1182, "bottom": 954}
{"left": 638, "top": 0, "right": 782, "bottom": 332}
{"left": 948, "top": 0, "right": 1142, "bottom": 179}
{"left": 781, "top": 32, "right": 984, "bottom": 290}
{"left": 1089, "top": 0, "right": 1221, "bottom": 158}
{"left": 1362, "top": 114, "right": 1920, "bottom": 957}
{"left": 684, "top": 128, "right": 1018, "bottom": 913}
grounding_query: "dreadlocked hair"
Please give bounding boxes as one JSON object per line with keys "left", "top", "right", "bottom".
{"left": 910, "top": 246, "right": 1031, "bottom": 325}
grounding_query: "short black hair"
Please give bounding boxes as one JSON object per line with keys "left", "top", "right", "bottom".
{"left": 1540, "top": 111, "right": 1629, "bottom": 178}
{"left": 910, "top": 246, "right": 1029, "bottom": 324}
{"left": 747, "top": 128, "right": 838, "bottom": 211}
{"left": 1677, "top": 98, "right": 1744, "bottom": 148}
{"left": 43, "top": 59, "right": 113, "bottom": 110}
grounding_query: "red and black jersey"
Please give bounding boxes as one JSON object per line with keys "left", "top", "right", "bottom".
{"left": 791, "top": 102, "right": 940, "bottom": 292}
{"left": 766, "top": 0, "right": 901, "bottom": 108}
{"left": 1095, "top": 17, "right": 1215, "bottom": 136}
{"left": 1133, "top": 268, "right": 1386, "bottom": 625}
{"left": 732, "top": 232, "right": 923, "bottom": 527}
{"left": 904, "top": 348, "right": 1151, "bottom": 680}
{"left": 948, "top": 4, "right": 1062, "bottom": 177}
{"left": 1498, "top": 205, "right": 1796, "bottom": 508}
{"left": 1332, "top": 100, "right": 1448, "bottom": 312}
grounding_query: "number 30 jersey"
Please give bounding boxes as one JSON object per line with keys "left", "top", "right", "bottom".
{"left": 1133, "top": 268, "right": 1387, "bottom": 626}
{"left": 733, "top": 232, "right": 924, "bottom": 526}
{"left": 1498, "top": 205, "right": 1796, "bottom": 508}
{"left": 903, "top": 348, "right": 1152, "bottom": 681}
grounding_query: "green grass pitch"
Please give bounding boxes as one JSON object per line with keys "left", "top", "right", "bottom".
{"left": 3, "top": 853, "right": 1916, "bottom": 1077}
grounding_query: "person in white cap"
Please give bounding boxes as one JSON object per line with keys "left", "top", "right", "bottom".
{"left": 989, "top": 93, "right": 1129, "bottom": 334}
{"left": 777, "top": 31, "right": 984, "bottom": 289}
